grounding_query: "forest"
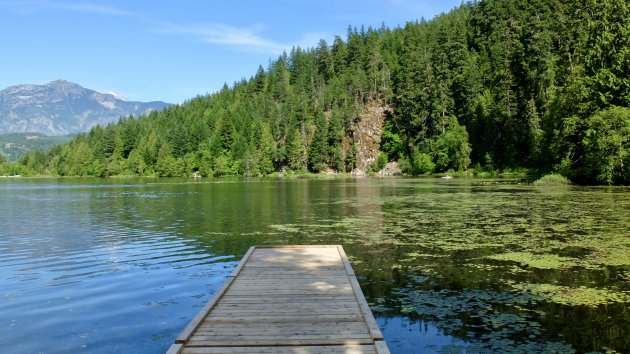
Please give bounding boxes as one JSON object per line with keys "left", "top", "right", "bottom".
{"left": 2, "top": 0, "right": 629, "bottom": 184}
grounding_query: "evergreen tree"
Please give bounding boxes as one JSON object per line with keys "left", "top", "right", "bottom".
{"left": 17, "top": 0, "right": 630, "bottom": 184}
{"left": 327, "top": 110, "right": 344, "bottom": 171}
{"left": 287, "top": 127, "right": 307, "bottom": 172}
{"left": 307, "top": 110, "right": 328, "bottom": 172}
{"left": 256, "top": 123, "right": 276, "bottom": 175}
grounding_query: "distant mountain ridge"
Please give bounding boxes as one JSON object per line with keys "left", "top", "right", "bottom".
{"left": 0, "top": 80, "right": 170, "bottom": 136}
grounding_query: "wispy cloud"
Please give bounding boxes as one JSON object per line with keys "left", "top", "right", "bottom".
{"left": 156, "top": 22, "right": 289, "bottom": 55}
{"left": 0, "top": 0, "right": 134, "bottom": 16}
{"left": 157, "top": 23, "right": 327, "bottom": 55}
{"left": 157, "top": 23, "right": 330, "bottom": 55}
{"left": 1, "top": 0, "right": 330, "bottom": 56}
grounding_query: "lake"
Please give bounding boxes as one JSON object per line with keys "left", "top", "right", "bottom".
{"left": 0, "top": 177, "right": 628, "bottom": 353}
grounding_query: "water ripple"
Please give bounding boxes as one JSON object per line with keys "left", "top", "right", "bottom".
{"left": 0, "top": 180, "right": 238, "bottom": 354}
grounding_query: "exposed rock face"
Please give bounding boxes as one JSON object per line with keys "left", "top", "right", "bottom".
{"left": 376, "top": 161, "right": 402, "bottom": 176}
{"left": 0, "top": 80, "right": 170, "bottom": 136}
{"left": 352, "top": 101, "right": 389, "bottom": 174}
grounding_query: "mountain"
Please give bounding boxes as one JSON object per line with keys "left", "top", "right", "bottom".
{"left": 0, "top": 80, "right": 170, "bottom": 136}
{"left": 11, "top": 0, "right": 630, "bottom": 184}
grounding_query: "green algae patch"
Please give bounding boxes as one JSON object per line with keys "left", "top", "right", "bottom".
{"left": 187, "top": 178, "right": 629, "bottom": 353}
{"left": 571, "top": 239, "right": 630, "bottom": 267}
{"left": 394, "top": 286, "right": 575, "bottom": 353}
{"left": 511, "top": 283, "right": 630, "bottom": 307}
{"left": 487, "top": 252, "right": 579, "bottom": 269}
{"left": 404, "top": 252, "right": 449, "bottom": 259}
{"left": 267, "top": 224, "right": 302, "bottom": 233}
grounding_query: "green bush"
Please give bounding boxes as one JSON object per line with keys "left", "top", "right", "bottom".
{"left": 533, "top": 174, "right": 570, "bottom": 186}
{"left": 582, "top": 106, "right": 630, "bottom": 184}
{"left": 371, "top": 152, "right": 388, "bottom": 172}
{"left": 412, "top": 150, "right": 435, "bottom": 175}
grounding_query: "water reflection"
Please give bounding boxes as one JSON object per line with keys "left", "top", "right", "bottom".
{"left": 0, "top": 179, "right": 237, "bottom": 354}
{"left": 0, "top": 177, "right": 628, "bottom": 353}
{"left": 378, "top": 316, "right": 469, "bottom": 353}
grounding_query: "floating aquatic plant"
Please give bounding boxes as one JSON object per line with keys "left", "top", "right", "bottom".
{"left": 511, "top": 283, "right": 630, "bottom": 307}
{"left": 251, "top": 179, "right": 630, "bottom": 352}
{"left": 393, "top": 286, "right": 575, "bottom": 354}
{"left": 267, "top": 224, "right": 302, "bottom": 233}
{"left": 487, "top": 252, "right": 579, "bottom": 269}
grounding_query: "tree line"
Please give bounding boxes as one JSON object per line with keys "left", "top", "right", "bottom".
{"left": 4, "top": 0, "right": 629, "bottom": 184}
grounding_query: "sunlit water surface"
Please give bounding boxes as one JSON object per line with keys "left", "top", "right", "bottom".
{"left": 0, "top": 177, "right": 628, "bottom": 353}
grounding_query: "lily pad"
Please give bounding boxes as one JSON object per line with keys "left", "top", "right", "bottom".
{"left": 487, "top": 252, "right": 579, "bottom": 269}
{"left": 511, "top": 283, "right": 630, "bottom": 307}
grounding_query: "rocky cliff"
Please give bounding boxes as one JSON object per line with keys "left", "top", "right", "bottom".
{"left": 351, "top": 101, "right": 390, "bottom": 174}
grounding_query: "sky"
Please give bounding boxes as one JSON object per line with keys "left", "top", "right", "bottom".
{"left": 0, "top": 0, "right": 463, "bottom": 104}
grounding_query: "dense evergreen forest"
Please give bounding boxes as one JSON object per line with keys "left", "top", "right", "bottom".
{"left": 3, "top": 0, "right": 629, "bottom": 184}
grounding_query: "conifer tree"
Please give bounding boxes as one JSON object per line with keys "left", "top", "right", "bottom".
{"left": 307, "top": 110, "right": 328, "bottom": 172}
{"left": 16, "top": 0, "right": 630, "bottom": 184}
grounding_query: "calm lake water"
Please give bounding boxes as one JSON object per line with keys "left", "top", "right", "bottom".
{"left": 0, "top": 177, "right": 628, "bottom": 353}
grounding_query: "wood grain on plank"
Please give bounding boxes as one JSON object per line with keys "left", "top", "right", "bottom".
{"left": 169, "top": 245, "right": 389, "bottom": 353}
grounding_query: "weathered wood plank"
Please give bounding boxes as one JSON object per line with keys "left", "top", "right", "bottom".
{"left": 194, "top": 329, "right": 370, "bottom": 337}
{"left": 212, "top": 303, "right": 360, "bottom": 311}
{"left": 197, "top": 321, "right": 368, "bottom": 327}
{"left": 196, "top": 324, "right": 369, "bottom": 333}
{"left": 375, "top": 340, "right": 391, "bottom": 354}
{"left": 175, "top": 246, "right": 257, "bottom": 344}
{"left": 212, "top": 303, "right": 361, "bottom": 315}
{"left": 227, "top": 283, "right": 353, "bottom": 290}
{"left": 348, "top": 276, "right": 384, "bottom": 340}
{"left": 169, "top": 245, "right": 389, "bottom": 353}
{"left": 250, "top": 246, "right": 340, "bottom": 250}
{"left": 208, "top": 306, "right": 361, "bottom": 314}
{"left": 194, "top": 328, "right": 369, "bottom": 336}
{"left": 190, "top": 333, "right": 373, "bottom": 341}
{"left": 338, "top": 245, "right": 384, "bottom": 341}
{"left": 186, "top": 338, "right": 375, "bottom": 346}
{"left": 215, "top": 300, "right": 359, "bottom": 306}
{"left": 336, "top": 245, "right": 356, "bottom": 276}
{"left": 228, "top": 246, "right": 256, "bottom": 277}
{"left": 233, "top": 275, "right": 348, "bottom": 280}
{"left": 224, "top": 288, "right": 354, "bottom": 294}
{"left": 181, "top": 345, "right": 377, "bottom": 353}
{"left": 230, "top": 279, "right": 350, "bottom": 285}
{"left": 203, "top": 314, "right": 365, "bottom": 323}
{"left": 218, "top": 297, "right": 355, "bottom": 303}
{"left": 166, "top": 344, "right": 183, "bottom": 354}
{"left": 174, "top": 275, "right": 235, "bottom": 344}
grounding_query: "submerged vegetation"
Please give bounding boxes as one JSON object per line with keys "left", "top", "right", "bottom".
{"left": 3, "top": 177, "right": 627, "bottom": 352}
{"left": 188, "top": 178, "right": 626, "bottom": 352}
{"left": 2, "top": 0, "right": 628, "bottom": 184}
{"left": 487, "top": 252, "right": 577, "bottom": 269}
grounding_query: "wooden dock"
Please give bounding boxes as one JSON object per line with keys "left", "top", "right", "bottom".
{"left": 167, "top": 245, "right": 389, "bottom": 354}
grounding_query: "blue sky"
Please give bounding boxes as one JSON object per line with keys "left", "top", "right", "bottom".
{"left": 0, "top": 0, "right": 462, "bottom": 103}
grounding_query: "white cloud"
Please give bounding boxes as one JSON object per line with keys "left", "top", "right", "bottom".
{"left": 157, "top": 22, "right": 327, "bottom": 55}
{"left": 2, "top": 1, "right": 332, "bottom": 57}
{"left": 0, "top": 0, "right": 134, "bottom": 16}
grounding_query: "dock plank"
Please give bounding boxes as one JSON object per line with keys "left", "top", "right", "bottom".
{"left": 181, "top": 345, "right": 378, "bottom": 353}
{"left": 169, "top": 245, "right": 389, "bottom": 354}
